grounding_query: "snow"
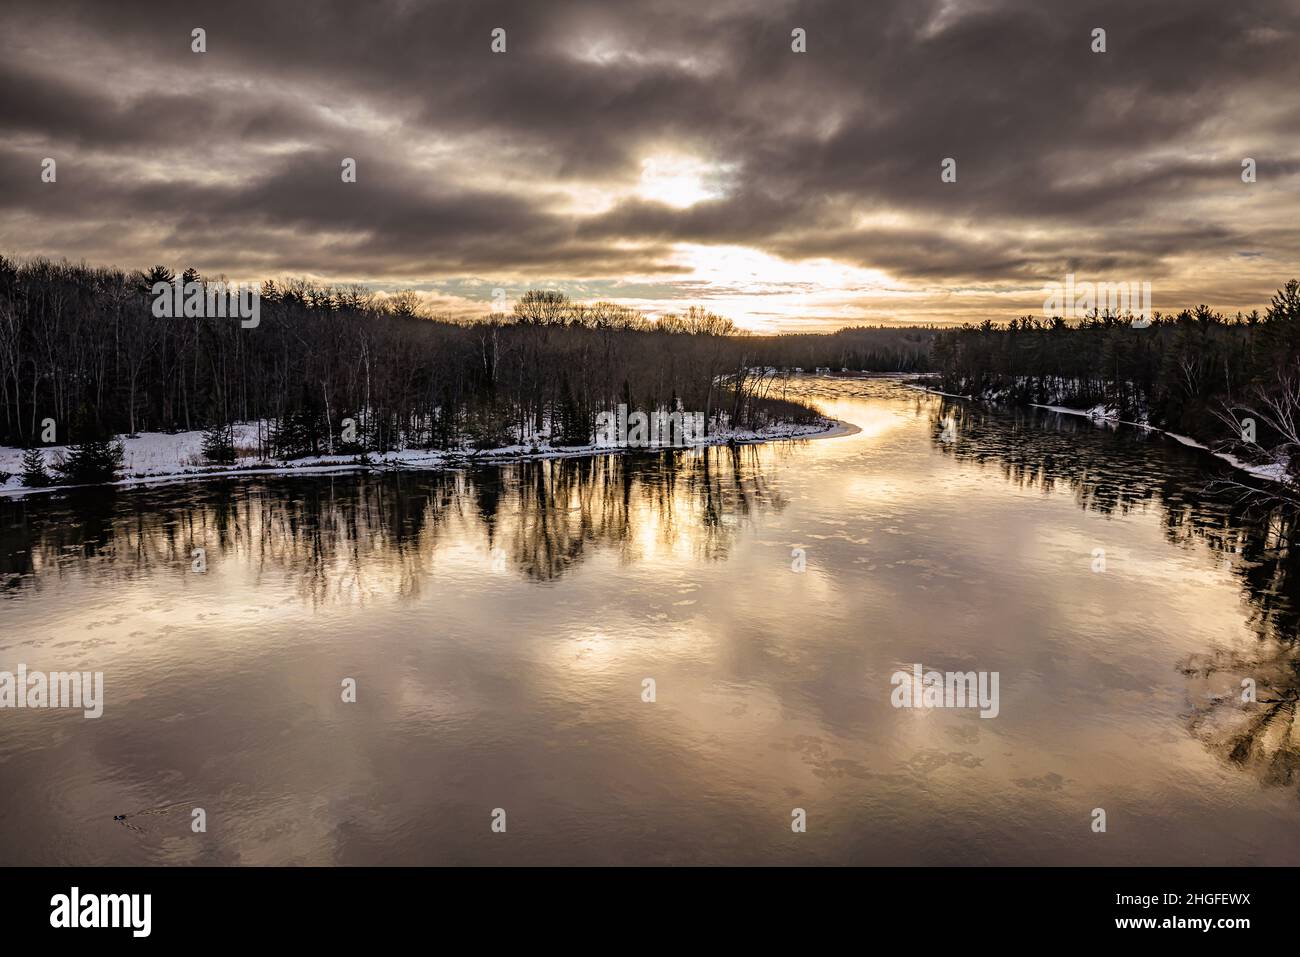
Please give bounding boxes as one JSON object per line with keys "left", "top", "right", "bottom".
{"left": 0, "top": 416, "right": 852, "bottom": 499}
{"left": 901, "top": 378, "right": 1293, "bottom": 487}
{"left": 1162, "top": 431, "right": 1292, "bottom": 485}
{"left": 1027, "top": 404, "right": 1291, "bottom": 483}
{"left": 1030, "top": 402, "right": 1146, "bottom": 428}
{"left": 901, "top": 383, "right": 972, "bottom": 400}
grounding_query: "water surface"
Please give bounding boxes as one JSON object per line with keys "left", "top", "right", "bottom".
{"left": 3, "top": 377, "right": 1299, "bottom": 865}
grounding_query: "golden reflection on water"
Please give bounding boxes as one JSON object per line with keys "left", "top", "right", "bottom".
{"left": 3, "top": 377, "right": 1300, "bottom": 865}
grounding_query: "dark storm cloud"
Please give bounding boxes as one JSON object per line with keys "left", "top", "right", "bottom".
{"left": 0, "top": 0, "right": 1296, "bottom": 313}
{"left": 0, "top": 60, "right": 346, "bottom": 149}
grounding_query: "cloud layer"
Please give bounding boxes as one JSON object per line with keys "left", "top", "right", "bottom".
{"left": 1, "top": 0, "right": 1297, "bottom": 328}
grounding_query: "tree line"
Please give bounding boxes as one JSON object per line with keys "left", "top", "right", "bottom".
{"left": 12, "top": 253, "right": 1291, "bottom": 486}
{"left": 931, "top": 280, "right": 1300, "bottom": 478}
{"left": 0, "top": 258, "right": 854, "bottom": 469}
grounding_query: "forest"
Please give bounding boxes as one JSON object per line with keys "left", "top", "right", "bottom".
{"left": 2, "top": 253, "right": 1295, "bottom": 487}
{"left": 0, "top": 258, "right": 856, "bottom": 470}
{"left": 931, "top": 280, "right": 1300, "bottom": 476}
{"left": 0, "top": 258, "right": 940, "bottom": 469}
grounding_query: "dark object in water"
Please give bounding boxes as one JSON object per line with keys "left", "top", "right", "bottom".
{"left": 113, "top": 801, "right": 190, "bottom": 833}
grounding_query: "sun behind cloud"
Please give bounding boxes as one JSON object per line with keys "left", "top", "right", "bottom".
{"left": 635, "top": 154, "right": 732, "bottom": 209}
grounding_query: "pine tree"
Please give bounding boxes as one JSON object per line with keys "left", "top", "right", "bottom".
{"left": 201, "top": 422, "right": 236, "bottom": 464}
{"left": 20, "top": 447, "right": 51, "bottom": 487}
{"left": 553, "top": 374, "right": 589, "bottom": 447}
{"left": 53, "top": 440, "right": 125, "bottom": 485}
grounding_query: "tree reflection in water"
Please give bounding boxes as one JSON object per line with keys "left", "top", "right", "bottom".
{"left": 926, "top": 396, "right": 1300, "bottom": 793}
{"left": 0, "top": 443, "right": 789, "bottom": 606}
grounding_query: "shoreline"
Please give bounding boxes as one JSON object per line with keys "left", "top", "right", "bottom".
{"left": 903, "top": 382, "right": 1291, "bottom": 487}
{"left": 0, "top": 416, "right": 858, "bottom": 500}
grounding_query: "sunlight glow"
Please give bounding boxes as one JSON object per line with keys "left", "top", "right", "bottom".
{"left": 627, "top": 244, "right": 901, "bottom": 332}
{"left": 636, "top": 155, "right": 730, "bottom": 209}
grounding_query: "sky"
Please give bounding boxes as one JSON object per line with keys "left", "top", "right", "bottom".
{"left": 1, "top": 0, "right": 1296, "bottom": 332}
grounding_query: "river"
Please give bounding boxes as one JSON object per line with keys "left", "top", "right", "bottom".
{"left": 3, "top": 376, "right": 1299, "bottom": 865}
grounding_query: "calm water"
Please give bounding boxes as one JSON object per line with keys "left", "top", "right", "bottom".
{"left": 3, "top": 377, "right": 1300, "bottom": 865}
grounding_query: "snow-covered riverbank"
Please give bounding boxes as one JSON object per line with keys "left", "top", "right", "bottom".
{"left": 903, "top": 381, "right": 1292, "bottom": 487}
{"left": 0, "top": 416, "right": 851, "bottom": 499}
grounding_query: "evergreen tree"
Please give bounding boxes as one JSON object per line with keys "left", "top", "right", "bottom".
{"left": 553, "top": 374, "right": 590, "bottom": 446}
{"left": 201, "top": 422, "right": 236, "bottom": 464}
{"left": 53, "top": 440, "right": 125, "bottom": 485}
{"left": 20, "top": 447, "right": 51, "bottom": 487}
